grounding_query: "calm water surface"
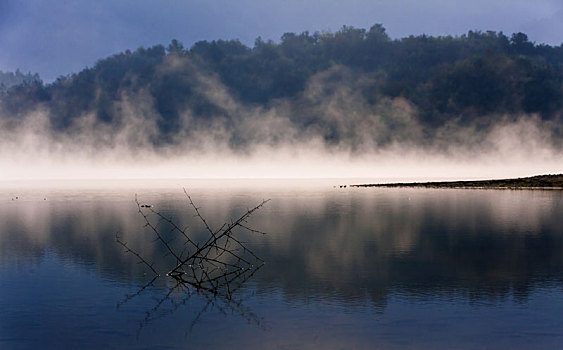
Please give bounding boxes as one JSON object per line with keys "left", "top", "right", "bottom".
{"left": 1, "top": 180, "right": 562, "bottom": 349}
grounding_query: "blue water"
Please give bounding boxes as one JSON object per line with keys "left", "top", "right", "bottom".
{"left": 1, "top": 181, "right": 562, "bottom": 349}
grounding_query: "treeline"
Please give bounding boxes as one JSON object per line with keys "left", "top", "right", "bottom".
{"left": 1, "top": 25, "right": 562, "bottom": 138}
{"left": 0, "top": 69, "right": 41, "bottom": 92}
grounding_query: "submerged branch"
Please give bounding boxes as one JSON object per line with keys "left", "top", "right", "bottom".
{"left": 119, "top": 190, "right": 269, "bottom": 297}
{"left": 117, "top": 191, "right": 269, "bottom": 335}
{"left": 168, "top": 197, "right": 270, "bottom": 277}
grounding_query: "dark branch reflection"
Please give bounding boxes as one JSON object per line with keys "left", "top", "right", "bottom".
{"left": 115, "top": 190, "right": 268, "bottom": 334}
{"left": 115, "top": 268, "right": 265, "bottom": 337}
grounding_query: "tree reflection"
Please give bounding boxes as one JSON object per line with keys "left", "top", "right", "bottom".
{"left": 1, "top": 187, "right": 562, "bottom": 311}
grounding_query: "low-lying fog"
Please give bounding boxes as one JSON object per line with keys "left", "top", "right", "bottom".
{"left": 1, "top": 65, "right": 561, "bottom": 182}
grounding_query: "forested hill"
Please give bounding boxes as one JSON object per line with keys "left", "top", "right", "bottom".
{"left": 0, "top": 70, "right": 41, "bottom": 92}
{"left": 1, "top": 25, "right": 562, "bottom": 148}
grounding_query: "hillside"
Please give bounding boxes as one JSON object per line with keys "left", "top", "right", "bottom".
{"left": 0, "top": 25, "right": 561, "bottom": 152}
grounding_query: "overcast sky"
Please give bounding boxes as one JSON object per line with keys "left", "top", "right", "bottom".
{"left": 1, "top": 0, "right": 562, "bottom": 82}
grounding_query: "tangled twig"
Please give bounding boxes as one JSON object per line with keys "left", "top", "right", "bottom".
{"left": 117, "top": 189, "right": 269, "bottom": 299}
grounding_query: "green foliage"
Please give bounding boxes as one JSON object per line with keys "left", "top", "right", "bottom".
{"left": 0, "top": 25, "right": 561, "bottom": 139}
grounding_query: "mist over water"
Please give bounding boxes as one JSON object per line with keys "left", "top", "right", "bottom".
{"left": 1, "top": 61, "right": 561, "bottom": 181}
{"left": 2, "top": 14, "right": 563, "bottom": 349}
{"left": 1, "top": 185, "right": 562, "bottom": 349}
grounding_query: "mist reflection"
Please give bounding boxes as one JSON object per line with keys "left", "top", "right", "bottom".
{"left": 1, "top": 187, "right": 561, "bottom": 308}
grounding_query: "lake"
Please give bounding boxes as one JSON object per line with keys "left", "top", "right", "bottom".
{"left": 1, "top": 180, "right": 562, "bottom": 349}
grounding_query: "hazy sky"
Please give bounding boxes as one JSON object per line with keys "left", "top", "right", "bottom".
{"left": 1, "top": 0, "right": 562, "bottom": 81}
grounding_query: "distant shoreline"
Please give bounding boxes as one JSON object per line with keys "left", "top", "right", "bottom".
{"left": 350, "top": 174, "right": 563, "bottom": 190}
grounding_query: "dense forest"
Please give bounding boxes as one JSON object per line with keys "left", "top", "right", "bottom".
{"left": 0, "top": 70, "right": 41, "bottom": 92}
{"left": 1, "top": 25, "right": 562, "bottom": 151}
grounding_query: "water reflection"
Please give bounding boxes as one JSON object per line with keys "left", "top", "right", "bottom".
{"left": 1, "top": 185, "right": 563, "bottom": 348}
{"left": 112, "top": 192, "right": 270, "bottom": 335}
{"left": 1, "top": 187, "right": 562, "bottom": 306}
{"left": 115, "top": 278, "right": 265, "bottom": 338}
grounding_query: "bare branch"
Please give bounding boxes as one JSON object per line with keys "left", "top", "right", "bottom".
{"left": 135, "top": 195, "right": 182, "bottom": 263}
{"left": 116, "top": 233, "right": 159, "bottom": 277}
{"left": 118, "top": 191, "right": 269, "bottom": 331}
{"left": 183, "top": 188, "right": 216, "bottom": 237}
